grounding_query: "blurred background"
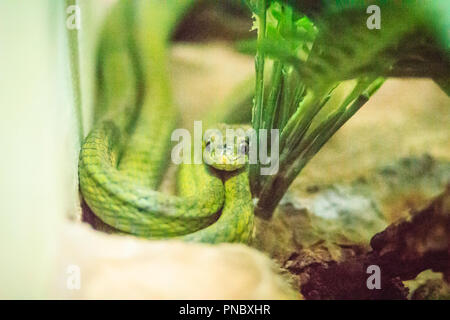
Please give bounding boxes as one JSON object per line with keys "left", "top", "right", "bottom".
{"left": 0, "top": 0, "right": 108, "bottom": 299}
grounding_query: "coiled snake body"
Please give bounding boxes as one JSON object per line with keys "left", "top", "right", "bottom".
{"left": 78, "top": 0, "right": 254, "bottom": 243}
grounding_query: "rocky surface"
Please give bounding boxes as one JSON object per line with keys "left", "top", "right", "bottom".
{"left": 252, "top": 161, "right": 449, "bottom": 299}
{"left": 56, "top": 223, "right": 300, "bottom": 299}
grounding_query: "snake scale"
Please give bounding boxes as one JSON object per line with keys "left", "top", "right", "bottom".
{"left": 78, "top": 0, "right": 254, "bottom": 243}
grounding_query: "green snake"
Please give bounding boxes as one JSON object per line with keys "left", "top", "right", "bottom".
{"left": 78, "top": 0, "right": 254, "bottom": 244}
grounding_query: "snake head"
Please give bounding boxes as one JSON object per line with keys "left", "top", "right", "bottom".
{"left": 203, "top": 124, "right": 250, "bottom": 171}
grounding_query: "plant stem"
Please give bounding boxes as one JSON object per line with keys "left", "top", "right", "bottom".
{"left": 250, "top": 0, "right": 267, "bottom": 195}
{"left": 255, "top": 77, "right": 385, "bottom": 219}
{"left": 264, "top": 61, "right": 284, "bottom": 130}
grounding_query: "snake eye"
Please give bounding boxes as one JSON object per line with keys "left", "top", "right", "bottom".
{"left": 205, "top": 140, "right": 211, "bottom": 152}
{"left": 239, "top": 141, "right": 249, "bottom": 155}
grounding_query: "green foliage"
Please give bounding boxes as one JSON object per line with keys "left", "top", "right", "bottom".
{"left": 245, "top": 0, "right": 450, "bottom": 218}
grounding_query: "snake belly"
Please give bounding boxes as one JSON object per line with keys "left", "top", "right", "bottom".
{"left": 78, "top": 0, "right": 254, "bottom": 243}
